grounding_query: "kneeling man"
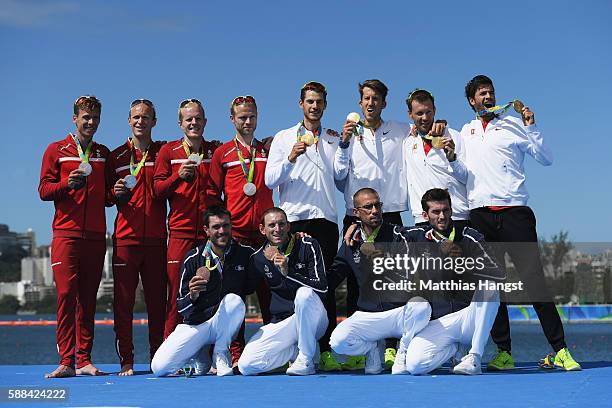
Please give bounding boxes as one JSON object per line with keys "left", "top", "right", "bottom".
{"left": 239, "top": 208, "right": 328, "bottom": 376}
{"left": 329, "top": 188, "right": 431, "bottom": 374}
{"left": 151, "top": 207, "right": 255, "bottom": 376}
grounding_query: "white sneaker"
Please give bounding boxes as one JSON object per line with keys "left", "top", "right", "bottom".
{"left": 286, "top": 353, "right": 315, "bottom": 376}
{"left": 452, "top": 353, "right": 482, "bottom": 375}
{"left": 391, "top": 348, "right": 408, "bottom": 375}
{"left": 365, "top": 341, "right": 384, "bottom": 375}
{"left": 214, "top": 351, "right": 234, "bottom": 376}
{"left": 449, "top": 344, "right": 468, "bottom": 373}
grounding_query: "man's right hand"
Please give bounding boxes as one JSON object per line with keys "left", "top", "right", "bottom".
{"left": 341, "top": 120, "right": 358, "bottom": 143}
{"left": 288, "top": 142, "right": 307, "bottom": 163}
{"left": 113, "top": 178, "right": 131, "bottom": 200}
{"left": 178, "top": 162, "right": 197, "bottom": 182}
{"left": 344, "top": 223, "right": 358, "bottom": 246}
{"left": 188, "top": 271, "right": 209, "bottom": 301}
{"left": 67, "top": 169, "right": 86, "bottom": 190}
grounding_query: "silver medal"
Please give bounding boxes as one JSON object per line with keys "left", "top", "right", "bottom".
{"left": 124, "top": 175, "right": 137, "bottom": 189}
{"left": 243, "top": 182, "right": 257, "bottom": 196}
{"left": 188, "top": 153, "right": 202, "bottom": 165}
{"left": 79, "top": 162, "right": 92, "bottom": 176}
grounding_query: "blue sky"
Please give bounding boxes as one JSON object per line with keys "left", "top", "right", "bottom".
{"left": 1, "top": 0, "right": 610, "bottom": 245}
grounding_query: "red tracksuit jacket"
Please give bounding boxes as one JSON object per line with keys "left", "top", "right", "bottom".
{"left": 152, "top": 137, "right": 220, "bottom": 240}
{"left": 108, "top": 140, "right": 167, "bottom": 246}
{"left": 39, "top": 134, "right": 110, "bottom": 240}
{"left": 207, "top": 138, "right": 274, "bottom": 242}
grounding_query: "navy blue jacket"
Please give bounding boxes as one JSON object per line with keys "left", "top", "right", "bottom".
{"left": 250, "top": 236, "right": 327, "bottom": 323}
{"left": 176, "top": 240, "right": 256, "bottom": 325}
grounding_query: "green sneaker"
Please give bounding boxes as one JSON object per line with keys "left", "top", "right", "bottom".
{"left": 342, "top": 355, "right": 366, "bottom": 371}
{"left": 487, "top": 349, "right": 515, "bottom": 371}
{"left": 384, "top": 348, "right": 396, "bottom": 370}
{"left": 554, "top": 348, "right": 582, "bottom": 371}
{"left": 319, "top": 351, "right": 342, "bottom": 372}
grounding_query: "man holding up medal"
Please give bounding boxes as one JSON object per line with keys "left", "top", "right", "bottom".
{"left": 107, "top": 99, "right": 168, "bottom": 375}
{"left": 39, "top": 95, "right": 110, "bottom": 378}
{"left": 265, "top": 81, "right": 342, "bottom": 371}
{"left": 153, "top": 98, "right": 221, "bottom": 338}
{"left": 207, "top": 95, "right": 273, "bottom": 365}
{"left": 450, "top": 75, "right": 581, "bottom": 371}
{"left": 403, "top": 89, "right": 469, "bottom": 231}
{"left": 151, "top": 207, "right": 255, "bottom": 377}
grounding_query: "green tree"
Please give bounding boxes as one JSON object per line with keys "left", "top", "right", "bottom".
{"left": 0, "top": 295, "right": 20, "bottom": 314}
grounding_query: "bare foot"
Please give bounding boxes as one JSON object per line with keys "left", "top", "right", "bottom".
{"left": 119, "top": 364, "right": 134, "bottom": 376}
{"left": 45, "top": 365, "right": 76, "bottom": 379}
{"left": 76, "top": 363, "right": 105, "bottom": 376}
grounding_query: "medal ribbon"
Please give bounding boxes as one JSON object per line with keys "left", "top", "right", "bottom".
{"left": 128, "top": 139, "right": 149, "bottom": 177}
{"left": 234, "top": 138, "right": 256, "bottom": 183}
{"left": 182, "top": 139, "right": 204, "bottom": 160}
{"left": 434, "top": 227, "right": 456, "bottom": 242}
{"left": 203, "top": 241, "right": 223, "bottom": 273}
{"left": 72, "top": 134, "right": 92, "bottom": 163}
{"left": 282, "top": 234, "right": 296, "bottom": 257}
{"left": 477, "top": 101, "right": 515, "bottom": 118}
{"left": 364, "top": 224, "right": 382, "bottom": 243}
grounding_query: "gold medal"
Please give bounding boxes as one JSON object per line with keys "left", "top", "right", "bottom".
{"left": 346, "top": 112, "right": 361, "bottom": 123}
{"left": 300, "top": 131, "right": 316, "bottom": 146}
{"left": 513, "top": 99, "right": 525, "bottom": 113}
{"left": 431, "top": 136, "right": 445, "bottom": 149}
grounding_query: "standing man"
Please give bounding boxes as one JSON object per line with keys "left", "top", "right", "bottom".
{"left": 107, "top": 99, "right": 167, "bottom": 376}
{"left": 403, "top": 89, "right": 469, "bottom": 230}
{"left": 151, "top": 207, "right": 254, "bottom": 377}
{"left": 238, "top": 208, "right": 328, "bottom": 376}
{"left": 335, "top": 79, "right": 410, "bottom": 369}
{"left": 207, "top": 95, "right": 273, "bottom": 364}
{"left": 265, "top": 81, "right": 342, "bottom": 370}
{"left": 455, "top": 75, "right": 580, "bottom": 371}
{"left": 153, "top": 98, "right": 220, "bottom": 338}
{"left": 328, "top": 188, "right": 431, "bottom": 375}
{"left": 39, "top": 95, "right": 110, "bottom": 378}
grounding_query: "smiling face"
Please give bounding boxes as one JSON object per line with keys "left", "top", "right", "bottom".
{"left": 423, "top": 200, "right": 452, "bottom": 233}
{"left": 73, "top": 108, "right": 100, "bottom": 140}
{"left": 231, "top": 103, "right": 257, "bottom": 139}
{"left": 129, "top": 103, "right": 156, "bottom": 139}
{"left": 359, "top": 86, "right": 386, "bottom": 124}
{"left": 204, "top": 214, "right": 232, "bottom": 250}
{"left": 409, "top": 99, "right": 436, "bottom": 135}
{"left": 260, "top": 211, "right": 290, "bottom": 247}
{"left": 179, "top": 103, "right": 206, "bottom": 139}
{"left": 299, "top": 90, "right": 326, "bottom": 123}
{"left": 469, "top": 84, "right": 496, "bottom": 113}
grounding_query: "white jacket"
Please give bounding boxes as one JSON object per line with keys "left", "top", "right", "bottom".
{"left": 452, "top": 115, "right": 553, "bottom": 209}
{"left": 265, "top": 122, "right": 340, "bottom": 223}
{"left": 334, "top": 120, "right": 410, "bottom": 215}
{"left": 403, "top": 127, "right": 469, "bottom": 223}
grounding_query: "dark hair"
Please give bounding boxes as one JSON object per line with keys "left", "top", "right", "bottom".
{"left": 465, "top": 75, "right": 494, "bottom": 111}
{"left": 300, "top": 81, "right": 327, "bottom": 103}
{"left": 203, "top": 206, "right": 231, "bottom": 226}
{"left": 353, "top": 187, "right": 379, "bottom": 207}
{"left": 260, "top": 207, "right": 287, "bottom": 225}
{"left": 359, "top": 79, "right": 388, "bottom": 102}
{"left": 406, "top": 89, "right": 435, "bottom": 113}
{"left": 74, "top": 95, "right": 101, "bottom": 115}
{"left": 421, "top": 188, "right": 452, "bottom": 212}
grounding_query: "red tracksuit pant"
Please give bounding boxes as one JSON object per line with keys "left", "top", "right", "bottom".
{"left": 51, "top": 237, "right": 105, "bottom": 368}
{"left": 113, "top": 244, "right": 167, "bottom": 366}
{"left": 164, "top": 237, "right": 204, "bottom": 338}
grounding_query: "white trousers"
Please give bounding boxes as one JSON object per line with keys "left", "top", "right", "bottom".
{"left": 238, "top": 287, "right": 328, "bottom": 376}
{"left": 151, "top": 293, "right": 245, "bottom": 376}
{"left": 405, "top": 289, "right": 499, "bottom": 375}
{"left": 330, "top": 300, "right": 431, "bottom": 356}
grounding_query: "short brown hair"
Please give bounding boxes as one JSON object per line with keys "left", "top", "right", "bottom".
{"left": 74, "top": 95, "right": 101, "bottom": 115}
{"left": 300, "top": 81, "right": 327, "bottom": 103}
{"left": 406, "top": 89, "right": 435, "bottom": 113}
{"left": 260, "top": 207, "right": 287, "bottom": 225}
{"left": 421, "top": 188, "right": 451, "bottom": 212}
{"left": 359, "top": 79, "right": 388, "bottom": 101}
